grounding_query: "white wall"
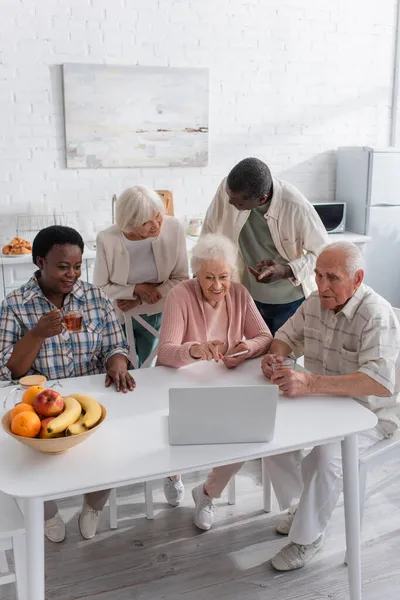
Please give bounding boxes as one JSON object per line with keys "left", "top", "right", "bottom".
{"left": 0, "top": 0, "right": 397, "bottom": 241}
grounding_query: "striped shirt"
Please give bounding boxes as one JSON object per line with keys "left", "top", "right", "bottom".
{"left": 0, "top": 275, "right": 129, "bottom": 381}
{"left": 275, "top": 284, "right": 400, "bottom": 431}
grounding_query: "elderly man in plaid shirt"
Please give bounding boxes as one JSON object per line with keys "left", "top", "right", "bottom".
{"left": 0, "top": 225, "right": 135, "bottom": 544}
{"left": 261, "top": 241, "right": 400, "bottom": 572}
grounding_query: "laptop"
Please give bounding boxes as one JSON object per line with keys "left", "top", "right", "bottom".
{"left": 168, "top": 385, "right": 278, "bottom": 445}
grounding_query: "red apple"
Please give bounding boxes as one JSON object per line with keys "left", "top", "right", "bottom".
{"left": 39, "top": 417, "right": 63, "bottom": 439}
{"left": 34, "top": 389, "right": 64, "bottom": 418}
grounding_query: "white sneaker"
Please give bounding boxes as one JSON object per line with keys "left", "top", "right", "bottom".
{"left": 78, "top": 502, "right": 101, "bottom": 540}
{"left": 192, "top": 484, "right": 216, "bottom": 531}
{"left": 271, "top": 535, "right": 324, "bottom": 571}
{"left": 276, "top": 508, "right": 296, "bottom": 535}
{"left": 164, "top": 476, "right": 185, "bottom": 507}
{"left": 44, "top": 512, "right": 66, "bottom": 543}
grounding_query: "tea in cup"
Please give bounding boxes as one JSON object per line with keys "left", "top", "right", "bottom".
{"left": 62, "top": 311, "right": 83, "bottom": 333}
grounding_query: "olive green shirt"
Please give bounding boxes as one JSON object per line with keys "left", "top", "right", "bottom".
{"left": 239, "top": 202, "right": 304, "bottom": 305}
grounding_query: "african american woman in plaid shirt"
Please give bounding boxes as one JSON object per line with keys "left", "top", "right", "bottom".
{"left": 0, "top": 225, "right": 135, "bottom": 543}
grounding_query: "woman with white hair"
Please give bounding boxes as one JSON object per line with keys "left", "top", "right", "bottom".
{"left": 156, "top": 233, "right": 272, "bottom": 530}
{"left": 94, "top": 185, "right": 189, "bottom": 366}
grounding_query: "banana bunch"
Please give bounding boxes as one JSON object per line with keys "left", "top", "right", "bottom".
{"left": 46, "top": 394, "right": 103, "bottom": 437}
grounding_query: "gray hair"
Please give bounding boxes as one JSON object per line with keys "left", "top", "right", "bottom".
{"left": 191, "top": 234, "right": 238, "bottom": 275}
{"left": 115, "top": 185, "right": 165, "bottom": 231}
{"left": 320, "top": 241, "right": 364, "bottom": 276}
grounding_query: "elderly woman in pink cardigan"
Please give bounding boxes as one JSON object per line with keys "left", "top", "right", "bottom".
{"left": 157, "top": 234, "right": 272, "bottom": 531}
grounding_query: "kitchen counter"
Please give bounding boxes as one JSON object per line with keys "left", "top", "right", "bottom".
{"left": 0, "top": 232, "right": 372, "bottom": 301}
{"left": 0, "top": 247, "right": 97, "bottom": 266}
{"left": 0, "top": 232, "right": 371, "bottom": 267}
{"left": 327, "top": 231, "right": 372, "bottom": 244}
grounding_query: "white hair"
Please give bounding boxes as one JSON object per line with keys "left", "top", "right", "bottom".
{"left": 191, "top": 234, "right": 238, "bottom": 275}
{"left": 320, "top": 241, "right": 364, "bottom": 276}
{"left": 115, "top": 185, "right": 165, "bottom": 231}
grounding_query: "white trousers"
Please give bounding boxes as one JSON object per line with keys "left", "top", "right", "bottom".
{"left": 265, "top": 426, "right": 386, "bottom": 545}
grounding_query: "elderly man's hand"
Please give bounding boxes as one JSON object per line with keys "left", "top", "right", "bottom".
{"left": 270, "top": 369, "right": 315, "bottom": 397}
{"left": 261, "top": 354, "right": 286, "bottom": 379}
{"left": 189, "top": 340, "right": 223, "bottom": 362}
{"left": 248, "top": 261, "right": 292, "bottom": 283}
{"left": 222, "top": 341, "right": 250, "bottom": 369}
{"left": 135, "top": 283, "right": 162, "bottom": 305}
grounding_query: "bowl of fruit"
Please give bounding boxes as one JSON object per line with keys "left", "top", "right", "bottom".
{"left": 1, "top": 387, "right": 106, "bottom": 454}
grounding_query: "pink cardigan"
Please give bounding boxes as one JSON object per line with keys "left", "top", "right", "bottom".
{"left": 157, "top": 279, "right": 272, "bottom": 368}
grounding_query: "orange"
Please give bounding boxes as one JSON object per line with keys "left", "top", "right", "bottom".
{"left": 11, "top": 411, "right": 41, "bottom": 438}
{"left": 9, "top": 403, "right": 36, "bottom": 421}
{"left": 21, "top": 385, "right": 46, "bottom": 406}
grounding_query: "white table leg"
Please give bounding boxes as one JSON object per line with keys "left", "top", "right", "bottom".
{"left": 109, "top": 488, "right": 118, "bottom": 530}
{"left": 341, "top": 434, "right": 361, "bottom": 600}
{"left": 145, "top": 482, "right": 154, "bottom": 520}
{"left": 24, "top": 498, "right": 44, "bottom": 600}
{"left": 227, "top": 477, "right": 236, "bottom": 505}
{"left": 262, "top": 457, "right": 272, "bottom": 513}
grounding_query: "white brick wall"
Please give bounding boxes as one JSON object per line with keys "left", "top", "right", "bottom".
{"left": 0, "top": 0, "right": 397, "bottom": 240}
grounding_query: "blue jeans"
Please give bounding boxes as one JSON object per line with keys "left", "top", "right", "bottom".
{"left": 255, "top": 297, "right": 304, "bottom": 336}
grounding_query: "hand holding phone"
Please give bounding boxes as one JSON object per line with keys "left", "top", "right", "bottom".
{"left": 225, "top": 349, "right": 249, "bottom": 358}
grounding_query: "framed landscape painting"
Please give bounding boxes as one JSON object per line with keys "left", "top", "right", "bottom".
{"left": 63, "top": 64, "right": 209, "bottom": 168}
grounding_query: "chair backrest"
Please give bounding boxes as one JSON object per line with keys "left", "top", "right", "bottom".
{"left": 156, "top": 190, "right": 174, "bottom": 216}
{"left": 0, "top": 492, "right": 24, "bottom": 539}
{"left": 123, "top": 312, "right": 162, "bottom": 369}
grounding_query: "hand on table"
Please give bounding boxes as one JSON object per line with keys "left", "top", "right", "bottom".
{"left": 221, "top": 341, "right": 250, "bottom": 370}
{"left": 105, "top": 355, "right": 136, "bottom": 393}
{"left": 189, "top": 339, "right": 224, "bottom": 362}
{"left": 261, "top": 354, "right": 286, "bottom": 379}
{"left": 117, "top": 298, "right": 140, "bottom": 312}
{"left": 270, "top": 369, "right": 314, "bottom": 397}
{"left": 248, "top": 260, "right": 292, "bottom": 284}
{"left": 135, "top": 283, "right": 162, "bottom": 305}
{"left": 31, "top": 310, "right": 63, "bottom": 341}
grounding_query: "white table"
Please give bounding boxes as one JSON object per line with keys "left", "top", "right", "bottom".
{"left": 0, "top": 359, "right": 377, "bottom": 600}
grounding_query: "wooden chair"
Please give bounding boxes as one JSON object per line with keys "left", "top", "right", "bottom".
{"left": 0, "top": 492, "right": 26, "bottom": 600}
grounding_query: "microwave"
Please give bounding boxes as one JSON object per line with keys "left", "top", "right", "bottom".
{"left": 312, "top": 202, "right": 346, "bottom": 233}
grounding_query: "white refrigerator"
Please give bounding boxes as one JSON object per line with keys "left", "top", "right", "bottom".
{"left": 336, "top": 146, "right": 400, "bottom": 306}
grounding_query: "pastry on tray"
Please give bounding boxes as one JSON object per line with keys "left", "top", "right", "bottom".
{"left": 2, "top": 237, "right": 32, "bottom": 255}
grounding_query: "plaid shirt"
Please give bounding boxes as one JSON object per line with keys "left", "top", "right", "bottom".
{"left": 275, "top": 284, "right": 400, "bottom": 432}
{"left": 0, "top": 275, "right": 129, "bottom": 381}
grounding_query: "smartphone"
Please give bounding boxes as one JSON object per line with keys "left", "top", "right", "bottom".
{"left": 225, "top": 349, "right": 249, "bottom": 358}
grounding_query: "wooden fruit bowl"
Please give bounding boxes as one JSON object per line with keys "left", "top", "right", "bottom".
{"left": 1, "top": 405, "right": 107, "bottom": 454}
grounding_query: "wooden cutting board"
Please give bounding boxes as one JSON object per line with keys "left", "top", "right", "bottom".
{"left": 156, "top": 190, "right": 174, "bottom": 216}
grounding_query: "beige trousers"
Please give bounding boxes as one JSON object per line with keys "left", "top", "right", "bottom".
{"left": 204, "top": 462, "right": 245, "bottom": 498}
{"left": 44, "top": 489, "right": 111, "bottom": 520}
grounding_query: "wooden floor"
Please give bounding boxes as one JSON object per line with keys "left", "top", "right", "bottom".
{"left": 2, "top": 459, "right": 400, "bottom": 600}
